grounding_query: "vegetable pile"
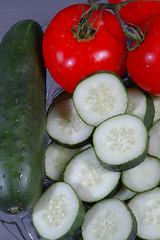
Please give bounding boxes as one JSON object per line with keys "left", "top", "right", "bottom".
{"left": 1, "top": 0, "right": 160, "bottom": 239}
{"left": 35, "top": 70, "right": 160, "bottom": 240}
{"left": 42, "top": 1, "right": 160, "bottom": 96}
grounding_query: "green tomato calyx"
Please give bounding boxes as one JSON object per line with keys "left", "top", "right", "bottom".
{"left": 71, "top": 6, "right": 102, "bottom": 41}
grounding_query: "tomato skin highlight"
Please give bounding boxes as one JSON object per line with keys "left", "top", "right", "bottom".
{"left": 42, "top": 4, "right": 127, "bottom": 93}
{"left": 127, "top": 14, "right": 160, "bottom": 95}
{"left": 108, "top": 0, "right": 160, "bottom": 27}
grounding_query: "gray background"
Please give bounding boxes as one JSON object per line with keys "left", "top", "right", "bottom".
{"left": 0, "top": 0, "right": 86, "bottom": 239}
{"left": 0, "top": 0, "right": 85, "bottom": 42}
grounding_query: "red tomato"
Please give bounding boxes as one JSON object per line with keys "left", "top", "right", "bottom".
{"left": 42, "top": 4, "right": 127, "bottom": 93}
{"left": 108, "top": 0, "right": 160, "bottom": 27}
{"left": 127, "top": 13, "right": 160, "bottom": 95}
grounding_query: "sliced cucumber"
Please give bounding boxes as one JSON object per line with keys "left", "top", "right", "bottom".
{"left": 148, "top": 119, "right": 160, "bottom": 159}
{"left": 114, "top": 185, "right": 136, "bottom": 201}
{"left": 126, "top": 87, "right": 154, "bottom": 129}
{"left": 64, "top": 147, "right": 121, "bottom": 202}
{"left": 45, "top": 142, "right": 91, "bottom": 181}
{"left": 82, "top": 198, "right": 137, "bottom": 240}
{"left": 122, "top": 155, "right": 160, "bottom": 193}
{"left": 32, "top": 182, "right": 85, "bottom": 240}
{"left": 93, "top": 114, "right": 149, "bottom": 171}
{"left": 151, "top": 94, "right": 160, "bottom": 123}
{"left": 46, "top": 97, "right": 94, "bottom": 148}
{"left": 128, "top": 187, "right": 160, "bottom": 240}
{"left": 73, "top": 71, "right": 128, "bottom": 127}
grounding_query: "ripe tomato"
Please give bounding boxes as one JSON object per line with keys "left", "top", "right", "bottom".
{"left": 127, "top": 13, "right": 160, "bottom": 95}
{"left": 42, "top": 4, "right": 127, "bottom": 93}
{"left": 108, "top": 0, "right": 160, "bottom": 27}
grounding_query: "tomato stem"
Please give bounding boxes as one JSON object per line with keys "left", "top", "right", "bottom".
{"left": 71, "top": 5, "right": 101, "bottom": 41}
{"left": 87, "top": 0, "right": 147, "bottom": 44}
{"left": 72, "top": 0, "right": 156, "bottom": 42}
{"left": 114, "top": 9, "right": 144, "bottom": 44}
{"left": 89, "top": 0, "right": 160, "bottom": 10}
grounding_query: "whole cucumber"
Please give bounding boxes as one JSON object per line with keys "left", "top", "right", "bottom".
{"left": 0, "top": 20, "right": 46, "bottom": 214}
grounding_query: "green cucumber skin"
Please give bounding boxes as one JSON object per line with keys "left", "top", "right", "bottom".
{"left": 97, "top": 139, "right": 149, "bottom": 172}
{"left": 124, "top": 202, "right": 137, "bottom": 240}
{"left": 55, "top": 200, "right": 85, "bottom": 240}
{"left": 98, "top": 149, "right": 148, "bottom": 172}
{"left": 143, "top": 91, "right": 155, "bottom": 130}
{"left": 0, "top": 20, "right": 46, "bottom": 214}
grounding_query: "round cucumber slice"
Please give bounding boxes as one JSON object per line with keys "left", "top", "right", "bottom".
{"left": 127, "top": 87, "right": 154, "bottom": 129}
{"left": 93, "top": 114, "right": 149, "bottom": 171}
{"left": 32, "top": 182, "right": 85, "bottom": 240}
{"left": 151, "top": 94, "right": 160, "bottom": 123}
{"left": 45, "top": 142, "right": 81, "bottom": 181}
{"left": 64, "top": 147, "right": 121, "bottom": 202}
{"left": 45, "top": 142, "right": 91, "bottom": 181}
{"left": 82, "top": 198, "right": 137, "bottom": 240}
{"left": 73, "top": 71, "right": 128, "bottom": 127}
{"left": 128, "top": 187, "right": 160, "bottom": 240}
{"left": 122, "top": 155, "right": 160, "bottom": 193}
{"left": 46, "top": 98, "right": 94, "bottom": 148}
{"left": 149, "top": 119, "right": 160, "bottom": 159}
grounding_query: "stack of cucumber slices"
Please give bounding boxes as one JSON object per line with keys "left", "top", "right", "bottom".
{"left": 32, "top": 71, "right": 160, "bottom": 240}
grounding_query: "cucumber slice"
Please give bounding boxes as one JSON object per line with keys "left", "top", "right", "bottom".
{"left": 32, "top": 182, "right": 85, "bottom": 240}
{"left": 151, "top": 94, "right": 160, "bottom": 123}
{"left": 45, "top": 142, "right": 91, "bottom": 181}
{"left": 128, "top": 187, "right": 160, "bottom": 240}
{"left": 126, "top": 87, "right": 154, "bottom": 129}
{"left": 73, "top": 71, "right": 128, "bottom": 127}
{"left": 93, "top": 114, "right": 149, "bottom": 171}
{"left": 46, "top": 98, "right": 94, "bottom": 148}
{"left": 64, "top": 147, "right": 121, "bottom": 202}
{"left": 148, "top": 119, "right": 160, "bottom": 159}
{"left": 82, "top": 198, "right": 137, "bottom": 240}
{"left": 114, "top": 185, "right": 136, "bottom": 201}
{"left": 122, "top": 155, "right": 160, "bottom": 193}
